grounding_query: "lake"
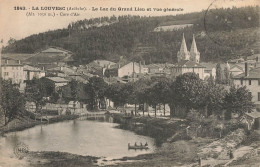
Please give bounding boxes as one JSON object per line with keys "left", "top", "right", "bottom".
{"left": 0, "top": 119, "right": 156, "bottom": 166}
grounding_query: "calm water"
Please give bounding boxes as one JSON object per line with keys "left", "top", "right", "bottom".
{"left": 0, "top": 119, "right": 155, "bottom": 166}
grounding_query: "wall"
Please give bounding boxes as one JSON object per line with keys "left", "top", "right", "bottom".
{"left": 234, "top": 79, "right": 260, "bottom": 107}
{"left": 118, "top": 62, "right": 141, "bottom": 78}
{"left": 2, "top": 65, "right": 25, "bottom": 84}
{"left": 171, "top": 67, "right": 204, "bottom": 79}
{"left": 54, "top": 82, "right": 68, "bottom": 90}
{"left": 25, "top": 71, "right": 45, "bottom": 80}
{"left": 230, "top": 66, "right": 243, "bottom": 77}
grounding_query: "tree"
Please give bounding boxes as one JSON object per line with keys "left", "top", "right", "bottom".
{"left": 147, "top": 77, "right": 172, "bottom": 116}
{"left": 223, "top": 86, "right": 254, "bottom": 120}
{"left": 132, "top": 78, "right": 152, "bottom": 115}
{"left": 106, "top": 82, "right": 133, "bottom": 110}
{"left": 223, "top": 65, "right": 231, "bottom": 85}
{"left": 216, "top": 63, "right": 223, "bottom": 84}
{"left": 0, "top": 80, "right": 25, "bottom": 125}
{"left": 86, "top": 76, "right": 108, "bottom": 110}
{"left": 70, "top": 79, "right": 79, "bottom": 100}
{"left": 25, "top": 78, "right": 48, "bottom": 114}
{"left": 201, "top": 81, "right": 227, "bottom": 117}
{"left": 7, "top": 37, "right": 16, "bottom": 46}
{"left": 170, "top": 73, "right": 205, "bottom": 116}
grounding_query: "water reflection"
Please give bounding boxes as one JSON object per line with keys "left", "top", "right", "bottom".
{"left": 0, "top": 118, "right": 156, "bottom": 161}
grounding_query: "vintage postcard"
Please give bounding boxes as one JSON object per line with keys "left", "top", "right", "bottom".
{"left": 0, "top": 0, "right": 260, "bottom": 166}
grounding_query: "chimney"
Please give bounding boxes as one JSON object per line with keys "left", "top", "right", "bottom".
{"left": 245, "top": 62, "right": 249, "bottom": 76}
{"left": 133, "top": 62, "right": 135, "bottom": 73}
{"left": 139, "top": 61, "right": 142, "bottom": 73}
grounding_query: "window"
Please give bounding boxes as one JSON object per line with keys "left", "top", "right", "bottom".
{"left": 258, "top": 92, "right": 260, "bottom": 101}
{"left": 4, "top": 72, "right": 9, "bottom": 76}
{"left": 240, "top": 79, "right": 243, "bottom": 85}
{"left": 258, "top": 79, "right": 260, "bottom": 85}
{"left": 249, "top": 80, "right": 251, "bottom": 85}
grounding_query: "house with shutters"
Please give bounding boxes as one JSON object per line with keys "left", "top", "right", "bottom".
{"left": 233, "top": 64, "right": 260, "bottom": 110}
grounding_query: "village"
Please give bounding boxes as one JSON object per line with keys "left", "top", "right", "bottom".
{"left": 1, "top": 34, "right": 260, "bottom": 114}
{"left": 1, "top": 32, "right": 260, "bottom": 166}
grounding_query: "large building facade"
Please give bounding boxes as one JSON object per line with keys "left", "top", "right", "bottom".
{"left": 1, "top": 57, "right": 25, "bottom": 84}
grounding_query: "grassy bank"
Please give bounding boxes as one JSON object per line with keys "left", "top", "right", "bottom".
{"left": 112, "top": 114, "right": 189, "bottom": 146}
{"left": 26, "top": 151, "right": 99, "bottom": 167}
{"left": 0, "top": 115, "right": 79, "bottom": 136}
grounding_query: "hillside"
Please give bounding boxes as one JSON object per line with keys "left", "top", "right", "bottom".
{"left": 3, "top": 6, "right": 260, "bottom": 64}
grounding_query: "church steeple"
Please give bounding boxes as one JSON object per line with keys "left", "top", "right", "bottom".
{"left": 180, "top": 33, "right": 188, "bottom": 53}
{"left": 190, "top": 34, "right": 198, "bottom": 53}
{"left": 190, "top": 34, "right": 200, "bottom": 63}
{"left": 177, "top": 33, "right": 190, "bottom": 62}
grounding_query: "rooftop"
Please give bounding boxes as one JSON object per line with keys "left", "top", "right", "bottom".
{"left": 24, "top": 65, "right": 43, "bottom": 72}
{"left": 2, "top": 53, "right": 35, "bottom": 61}
{"left": 245, "top": 111, "right": 260, "bottom": 118}
{"left": 40, "top": 47, "right": 72, "bottom": 54}
{"left": 233, "top": 67, "right": 260, "bottom": 79}
{"left": 46, "top": 77, "right": 69, "bottom": 83}
{"left": 247, "top": 54, "right": 260, "bottom": 60}
{"left": 1, "top": 57, "right": 23, "bottom": 66}
{"left": 174, "top": 60, "right": 205, "bottom": 68}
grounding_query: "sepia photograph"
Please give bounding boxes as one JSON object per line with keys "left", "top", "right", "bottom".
{"left": 0, "top": 0, "right": 260, "bottom": 166}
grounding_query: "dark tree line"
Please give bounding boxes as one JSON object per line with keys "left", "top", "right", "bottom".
{"left": 3, "top": 6, "right": 259, "bottom": 64}
{"left": 105, "top": 73, "right": 254, "bottom": 119}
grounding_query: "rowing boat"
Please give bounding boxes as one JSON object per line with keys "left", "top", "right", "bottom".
{"left": 128, "top": 143, "right": 148, "bottom": 149}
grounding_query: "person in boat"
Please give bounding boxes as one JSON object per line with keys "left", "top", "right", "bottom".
{"left": 140, "top": 142, "right": 143, "bottom": 146}
{"left": 144, "top": 142, "right": 148, "bottom": 146}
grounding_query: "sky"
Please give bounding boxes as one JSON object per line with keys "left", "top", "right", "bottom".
{"left": 0, "top": 0, "right": 259, "bottom": 46}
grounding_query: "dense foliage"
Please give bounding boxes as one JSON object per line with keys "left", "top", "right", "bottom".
{"left": 0, "top": 80, "right": 25, "bottom": 125}
{"left": 3, "top": 6, "right": 259, "bottom": 64}
{"left": 105, "top": 73, "right": 254, "bottom": 119}
{"left": 23, "top": 73, "right": 254, "bottom": 120}
{"left": 223, "top": 86, "right": 254, "bottom": 119}
{"left": 25, "top": 78, "right": 53, "bottom": 113}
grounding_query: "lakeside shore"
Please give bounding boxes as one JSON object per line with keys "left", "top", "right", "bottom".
{"left": 1, "top": 113, "right": 260, "bottom": 167}
{"left": 26, "top": 151, "right": 99, "bottom": 167}
{"left": 0, "top": 115, "right": 79, "bottom": 136}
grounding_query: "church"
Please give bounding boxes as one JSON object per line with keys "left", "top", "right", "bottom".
{"left": 171, "top": 34, "right": 205, "bottom": 79}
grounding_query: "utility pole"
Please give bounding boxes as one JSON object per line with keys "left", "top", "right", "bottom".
{"left": 0, "top": 39, "right": 3, "bottom": 113}
{"left": 0, "top": 39, "right": 3, "bottom": 93}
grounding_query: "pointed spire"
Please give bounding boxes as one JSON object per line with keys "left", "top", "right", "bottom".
{"left": 226, "top": 61, "right": 230, "bottom": 71}
{"left": 190, "top": 34, "right": 198, "bottom": 53}
{"left": 180, "top": 33, "right": 188, "bottom": 53}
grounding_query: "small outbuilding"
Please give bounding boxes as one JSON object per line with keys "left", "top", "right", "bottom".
{"left": 243, "top": 111, "right": 260, "bottom": 130}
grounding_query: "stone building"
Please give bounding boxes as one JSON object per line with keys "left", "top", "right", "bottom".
{"left": 172, "top": 34, "right": 205, "bottom": 79}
